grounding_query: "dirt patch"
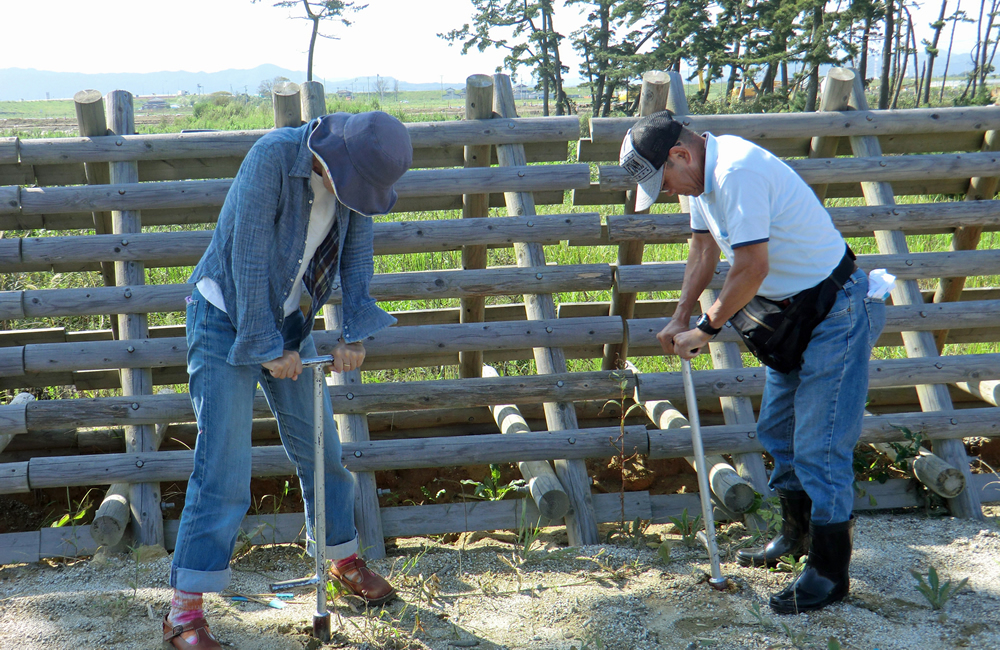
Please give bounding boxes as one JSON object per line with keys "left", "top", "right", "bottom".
{"left": 1, "top": 507, "right": 998, "bottom": 650}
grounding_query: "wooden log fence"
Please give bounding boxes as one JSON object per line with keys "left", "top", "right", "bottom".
{"left": 2, "top": 72, "right": 999, "bottom": 557}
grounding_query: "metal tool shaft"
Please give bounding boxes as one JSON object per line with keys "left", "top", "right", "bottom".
{"left": 268, "top": 355, "right": 334, "bottom": 640}
{"left": 680, "top": 358, "right": 727, "bottom": 590}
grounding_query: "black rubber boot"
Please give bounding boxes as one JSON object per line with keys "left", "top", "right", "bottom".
{"left": 737, "top": 490, "right": 812, "bottom": 568}
{"left": 769, "top": 518, "right": 854, "bottom": 615}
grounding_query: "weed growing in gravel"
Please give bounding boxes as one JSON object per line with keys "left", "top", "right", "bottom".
{"left": 779, "top": 622, "right": 814, "bottom": 649}
{"left": 570, "top": 629, "right": 605, "bottom": 650}
{"left": 668, "top": 508, "right": 703, "bottom": 547}
{"left": 911, "top": 566, "right": 969, "bottom": 610}
{"left": 746, "top": 601, "right": 772, "bottom": 627}
{"left": 772, "top": 553, "right": 807, "bottom": 577}
{"left": 515, "top": 500, "right": 545, "bottom": 562}
{"left": 605, "top": 516, "right": 653, "bottom": 549}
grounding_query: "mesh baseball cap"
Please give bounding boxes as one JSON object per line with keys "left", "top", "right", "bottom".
{"left": 619, "top": 110, "right": 683, "bottom": 211}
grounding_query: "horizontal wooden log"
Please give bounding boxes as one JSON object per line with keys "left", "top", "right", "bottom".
{"left": 13, "top": 117, "right": 577, "bottom": 166}
{"left": 0, "top": 140, "right": 570, "bottom": 188}
{"left": 0, "top": 185, "right": 18, "bottom": 211}
{"left": 0, "top": 531, "right": 39, "bottom": 564}
{"left": 1, "top": 263, "right": 612, "bottom": 319}
{"left": 575, "top": 179, "right": 977, "bottom": 207}
{"left": 19, "top": 316, "right": 622, "bottom": 374}
{"left": 2, "top": 213, "right": 601, "bottom": 272}
{"left": 0, "top": 346, "right": 24, "bottom": 377}
{"left": 635, "top": 353, "right": 1000, "bottom": 404}
{"left": 12, "top": 370, "right": 636, "bottom": 431}
{"left": 2, "top": 189, "right": 575, "bottom": 232}
{"left": 369, "top": 264, "right": 612, "bottom": 301}
{"left": 0, "top": 137, "right": 17, "bottom": 164}
{"left": 599, "top": 151, "right": 1000, "bottom": 192}
{"left": 38, "top": 525, "right": 99, "bottom": 559}
{"left": 616, "top": 250, "right": 1000, "bottom": 293}
{"left": 22, "top": 425, "right": 646, "bottom": 490}
{"left": 606, "top": 200, "right": 1000, "bottom": 243}
{"left": 0, "top": 462, "right": 29, "bottom": 494}
{"left": 11, "top": 353, "right": 999, "bottom": 434}
{"left": 589, "top": 106, "right": 1000, "bottom": 143}
{"left": 578, "top": 132, "right": 989, "bottom": 162}
{"left": 647, "top": 407, "right": 1000, "bottom": 460}
{"left": 2, "top": 164, "right": 591, "bottom": 216}
{"left": 627, "top": 301, "right": 1000, "bottom": 348}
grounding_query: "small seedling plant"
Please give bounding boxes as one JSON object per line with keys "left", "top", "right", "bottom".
{"left": 461, "top": 463, "right": 525, "bottom": 500}
{"left": 772, "top": 553, "right": 807, "bottom": 576}
{"left": 668, "top": 508, "right": 703, "bottom": 547}
{"left": 911, "top": 566, "right": 969, "bottom": 610}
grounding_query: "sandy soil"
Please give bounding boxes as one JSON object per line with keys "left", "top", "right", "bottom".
{"left": 1, "top": 505, "right": 998, "bottom": 650}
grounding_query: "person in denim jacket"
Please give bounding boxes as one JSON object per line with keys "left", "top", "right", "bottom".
{"left": 620, "top": 111, "right": 886, "bottom": 616}
{"left": 163, "top": 112, "right": 409, "bottom": 649}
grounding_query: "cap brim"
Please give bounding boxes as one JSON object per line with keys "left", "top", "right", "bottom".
{"left": 634, "top": 168, "right": 663, "bottom": 212}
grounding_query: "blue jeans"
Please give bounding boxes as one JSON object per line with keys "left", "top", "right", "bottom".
{"left": 170, "top": 288, "right": 358, "bottom": 593}
{"left": 755, "top": 269, "right": 886, "bottom": 526}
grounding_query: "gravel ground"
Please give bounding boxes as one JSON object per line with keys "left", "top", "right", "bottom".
{"left": 1, "top": 506, "right": 998, "bottom": 650}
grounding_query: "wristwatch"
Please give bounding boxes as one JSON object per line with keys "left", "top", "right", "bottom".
{"left": 695, "top": 313, "right": 722, "bottom": 337}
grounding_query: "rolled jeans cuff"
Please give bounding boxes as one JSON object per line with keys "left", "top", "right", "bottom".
{"left": 170, "top": 565, "right": 232, "bottom": 594}
{"left": 307, "top": 534, "right": 359, "bottom": 561}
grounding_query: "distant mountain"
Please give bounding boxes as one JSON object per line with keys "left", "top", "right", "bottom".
{"left": 0, "top": 66, "right": 466, "bottom": 101}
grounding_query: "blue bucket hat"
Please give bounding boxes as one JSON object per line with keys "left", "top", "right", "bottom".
{"left": 308, "top": 111, "right": 413, "bottom": 216}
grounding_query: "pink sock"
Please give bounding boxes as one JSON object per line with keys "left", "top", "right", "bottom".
{"left": 169, "top": 589, "right": 204, "bottom": 626}
{"left": 335, "top": 553, "right": 359, "bottom": 569}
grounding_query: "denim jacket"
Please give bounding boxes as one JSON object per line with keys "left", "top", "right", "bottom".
{"left": 189, "top": 119, "right": 397, "bottom": 366}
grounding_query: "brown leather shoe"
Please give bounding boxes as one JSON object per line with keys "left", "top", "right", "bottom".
{"left": 162, "top": 615, "right": 222, "bottom": 649}
{"left": 329, "top": 556, "right": 396, "bottom": 606}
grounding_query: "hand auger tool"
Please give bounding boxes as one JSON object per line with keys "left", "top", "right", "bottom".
{"left": 269, "top": 355, "right": 335, "bottom": 641}
{"left": 680, "top": 358, "right": 729, "bottom": 591}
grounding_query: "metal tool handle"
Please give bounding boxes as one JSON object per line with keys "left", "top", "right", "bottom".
{"left": 311, "top": 359, "right": 331, "bottom": 640}
{"left": 680, "top": 358, "right": 727, "bottom": 590}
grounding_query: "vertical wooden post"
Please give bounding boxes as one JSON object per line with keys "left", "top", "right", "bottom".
{"left": 73, "top": 89, "right": 119, "bottom": 341}
{"left": 932, "top": 122, "right": 1000, "bottom": 350}
{"left": 326, "top": 306, "right": 386, "bottom": 559}
{"left": 459, "top": 74, "right": 495, "bottom": 379}
{"left": 847, "top": 72, "right": 983, "bottom": 520}
{"left": 106, "top": 90, "right": 163, "bottom": 547}
{"left": 808, "top": 68, "right": 856, "bottom": 201}
{"left": 273, "top": 82, "right": 302, "bottom": 128}
{"left": 492, "top": 73, "right": 599, "bottom": 546}
{"left": 601, "top": 71, "right": 670, "bottom": 370}
{"left": 300, "top": 81, "right": 326, "bottom": 122}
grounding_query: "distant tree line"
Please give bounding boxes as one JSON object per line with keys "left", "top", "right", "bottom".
{"left": 441, "top": 0, "right": 1000, "bottom": 116}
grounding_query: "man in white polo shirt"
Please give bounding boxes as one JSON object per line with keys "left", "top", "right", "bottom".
{"left": 620, "top": 111, "right": 885, "bottom": 614}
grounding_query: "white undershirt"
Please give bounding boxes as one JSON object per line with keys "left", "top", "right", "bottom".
{"left": 197, "top": 172, "right": 339, "bottom": 315}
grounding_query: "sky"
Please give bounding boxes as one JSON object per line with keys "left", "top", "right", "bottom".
{"left": 1, "top": 0, "right": 983, "bottom": 86}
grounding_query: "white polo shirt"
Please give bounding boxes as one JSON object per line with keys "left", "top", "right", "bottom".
{"left": 689, "top": 134, "right": 846, "bottom": 301}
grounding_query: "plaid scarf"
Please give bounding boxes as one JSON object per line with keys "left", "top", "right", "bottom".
{"left": 302, "top": 211, "right": 341, "bottom": 316}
